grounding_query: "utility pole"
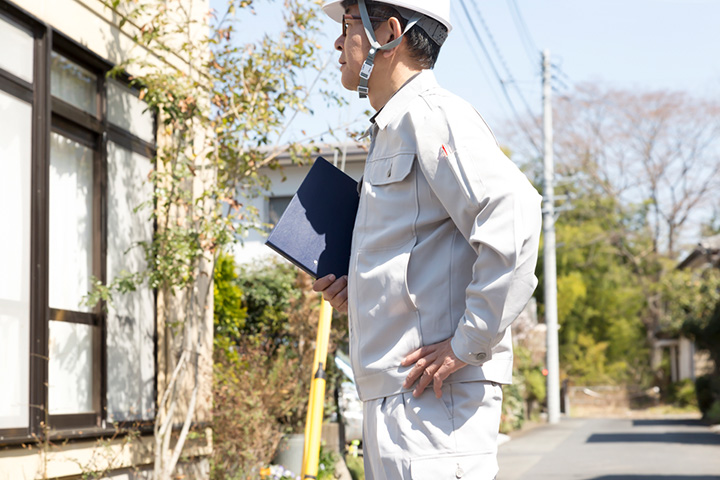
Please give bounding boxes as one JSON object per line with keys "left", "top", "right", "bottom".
{"left": 542, "top": 49, "right": 561, "bottom": 424}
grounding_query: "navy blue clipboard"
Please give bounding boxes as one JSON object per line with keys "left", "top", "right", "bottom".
{"left": 265, "top": 157, "right": 360, "bottom": 278}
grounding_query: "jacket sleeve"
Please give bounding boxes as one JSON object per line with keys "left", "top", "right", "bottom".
{"left": 413, "top": 101, "right": 542, "bottom": 366}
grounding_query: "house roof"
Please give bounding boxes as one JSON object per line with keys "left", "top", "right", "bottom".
{"left": 677, "top": 234, "right": 720, "bottom": 270}
{"left": 275, "top": 142, "right": 369, "bottom": 166}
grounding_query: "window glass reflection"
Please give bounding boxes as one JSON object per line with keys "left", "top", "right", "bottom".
{"left": 48, "top": 320, "right": 95, "bottom": 415}
{"left": 51, "top": 52, "right": 97, "bottom": 116}
{"left": 0, "top": 90, "right": 32, "bottom": 429}
{"left": 49, "top": 132, "right": 94, "bottom": 313}
{"left": 0, "top": 15, "right": 33, "bottom": 83}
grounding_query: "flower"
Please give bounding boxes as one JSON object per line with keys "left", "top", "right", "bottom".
{"left": 260, "top": 464, "right": 299, "bottom": 480}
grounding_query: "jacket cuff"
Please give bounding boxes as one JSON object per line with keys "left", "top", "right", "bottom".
{"left": 450, "top": 322, "right": 493, "bottom": 367}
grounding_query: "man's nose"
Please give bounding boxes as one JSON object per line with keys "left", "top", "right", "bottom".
{"left": 334, "top": 34, "right": 344, "bottom": 52}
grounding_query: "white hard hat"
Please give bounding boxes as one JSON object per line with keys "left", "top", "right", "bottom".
{"left": 324, "top": 0, "right": 452, "bottom": 99}
{"left": 322, "top": 0, "right": 453, "bottom": 33}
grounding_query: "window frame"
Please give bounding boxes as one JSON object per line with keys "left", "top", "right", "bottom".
{"left": 0, "top": 0, "right": 158, "bottom": 446}
{"left": 267, "top": 195, "right": 294, "bottom": 227}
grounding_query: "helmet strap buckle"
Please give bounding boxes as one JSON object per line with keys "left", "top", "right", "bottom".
{"left": 355, "top": 0, "right": 420, "bottom": 99}
{"left": 358, "top": 47, "right": 376, "bottom": 98}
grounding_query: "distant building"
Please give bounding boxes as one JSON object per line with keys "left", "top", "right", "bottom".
{"left": 677, "top": 234, "right": 720, "bottom": 271}
{"left": 658, "top": 234, "right": 720, "bottom": 383}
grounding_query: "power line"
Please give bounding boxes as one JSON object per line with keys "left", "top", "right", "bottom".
{"left": 454, "top": 13, "right": 511, "bottom": 120}
{"left": 468, "top": 1, "right": 539, "bottom": 128}
{"left": 458, "top": 0, "right": 541, "bottom": 155}
{"left": 506, "top": 0, "right": 540, "bottom": 69}
{"left": 551, "top": 60, "right": 572, "bottom": 91}
{"left": 471, "top": 3, "right": 516, "bottom": 87}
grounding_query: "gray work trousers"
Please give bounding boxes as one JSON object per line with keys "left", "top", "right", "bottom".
{"left": 362, "top": 381, "right": 503, "bottom": 479}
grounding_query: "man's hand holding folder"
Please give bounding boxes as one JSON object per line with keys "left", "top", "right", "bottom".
{"left": 312, "top": 274, "right": 349, "bottom": 313}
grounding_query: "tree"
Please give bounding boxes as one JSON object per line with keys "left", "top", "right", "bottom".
{"left": 508, "top": 83, "right": 720, "bottom": 387}
{"left": 535, "top": 188, "right": 651, "bottom": 385}
{"left": 87, "top": 0, "right": 337, "bottom": 477}
{"left": 212, "top": 252, "right": 247, "bottom": 349}
{"left": 550, "top": 84, "right": 720, "bottom": 259}
{"left": 701, "top": 211, "right": 720, "bottom": 238}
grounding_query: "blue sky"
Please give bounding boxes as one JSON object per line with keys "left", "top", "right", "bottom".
{"left": 216, "top": 0, "right": 720, "bottom": 145}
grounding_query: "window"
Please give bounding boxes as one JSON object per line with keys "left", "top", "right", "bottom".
{"left": 0, "top": 80, "right": 32, "bottom": 432}
{"left": 0, "top": 12, "right": 33, "bottom": 82}
{"left": 0, "top": 10, "right": 34, "bottom": 435}
{"left": 105, "top": 141, "right": 155, "bottom": 423}
{"left": 0, "top": 3, "right": 156, "bottom": 442}
{"left": 51, "top": 51, "right": 98, "bottom": 116}
{"left": 268, "top": 196, "right": 293, "bottom": 227}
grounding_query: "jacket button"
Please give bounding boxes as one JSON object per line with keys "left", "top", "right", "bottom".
{"left": 386, "top": 168, "right": 392, "bottom": 177}
{"left": 475, "top": 352, "right": 487, "bottom": 361}
{"left": 455, "top": 464, "right": 464, "bottom": 478}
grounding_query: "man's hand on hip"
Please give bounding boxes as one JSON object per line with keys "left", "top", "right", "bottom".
{"left": 401, "top": 338, "right": 467, "bottom": 398}
{"left": 312, "top": 274, "right": 349, "bottom": 314}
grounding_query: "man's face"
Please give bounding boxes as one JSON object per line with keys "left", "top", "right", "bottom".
{"left": 333, "top": 5, "right": 374, "bottom": 91}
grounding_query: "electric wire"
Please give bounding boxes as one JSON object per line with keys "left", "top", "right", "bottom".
{"left": 458, "top": 0, "right": 542, "bottom": 155}
{"left": 468, "top": 0, "right": 540, "bottom": 129}
{"left": 506, "top": 0, "right": 541, "bottom": 68}
{"left": 551, "top": 58, "right": 573, "bottom": 91}
{"left": 454, "top": 13, "right": 511, "bottom": 122}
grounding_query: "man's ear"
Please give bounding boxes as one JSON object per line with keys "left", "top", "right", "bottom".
{"left": 380, "top": 16, "right": 404, "bottom": 56}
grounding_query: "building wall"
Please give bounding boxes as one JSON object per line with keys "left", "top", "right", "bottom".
{"left": 0, "top": 0, "right": 212, "bottom": 478}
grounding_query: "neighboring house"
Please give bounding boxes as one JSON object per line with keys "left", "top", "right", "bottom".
{"left": 234, "top": 142, "right": 367, "bottom": 265}
{"left": 0, "top": 1, "right": 211, "bottom": 478}
{"left": 657, "top": 234, "right": 720, "bottom": 383}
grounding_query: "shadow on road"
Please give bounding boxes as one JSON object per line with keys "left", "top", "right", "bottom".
{"left": 586, "top": 432, "right": 720, "bottom": 445}
{"left": 589, "top": 476, "right": 720, "bottom": 480}
{"left": 631, "top": 419, "right": 706, "bottom": 427}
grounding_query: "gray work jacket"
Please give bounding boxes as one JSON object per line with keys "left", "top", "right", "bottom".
{"left": 348, "top": 70, "right": 542, "bottom": 401}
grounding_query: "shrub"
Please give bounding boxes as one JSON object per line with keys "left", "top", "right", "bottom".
{"left": 500, "top": 382, "right": 525, "bottom": 434}
{"left": 667, "top": 378, "right": 697, "bottom": 408}
{"left": 212, "top": 344, "right": 308, "bottom": 479}
{"left": 345, "top": 454, "right": 365, "bottom": 480}
{"left": 696, "top": 375, "right": 714, "bottom": 414}
{"left": 237, "top": 260, "right": 300, "bottom": 347}
{"left": 707, "top": 400, "right": 720, "bottom": 424}
{"left": 695, "top": 374, "right": 720, "bottom": 421}
{"left": 511, "top": 345, "right": 546, "bottom": 423}
{"left": 317, "top": 444, "right": 338, "bottom": 480}
{"left": 525, "top": 368, "right": 547, "bottom": 404}
{"left": 213, "top": 253, "right": 247, "bottom": 343}
{"left": 211, "top": 258, "right": 347, "bottom": 478}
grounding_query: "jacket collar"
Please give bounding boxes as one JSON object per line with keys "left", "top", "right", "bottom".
{"left": 371, "top": 69, "right": 438, "bottom": 130}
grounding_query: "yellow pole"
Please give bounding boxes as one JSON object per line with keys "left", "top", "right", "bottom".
{"left": 301, "top": 299, "right": 333, "bottom": 479}
{"left": 301, "top": 368, "right": 317, "bottom": 474}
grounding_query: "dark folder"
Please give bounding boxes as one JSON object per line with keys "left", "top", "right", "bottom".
{"left": 265, "top": 156, "right": 360, "bottom": 278}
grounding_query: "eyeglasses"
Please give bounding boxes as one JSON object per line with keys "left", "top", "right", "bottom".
{"left": 342, "top": 14, "right": 388, "bottom": 36}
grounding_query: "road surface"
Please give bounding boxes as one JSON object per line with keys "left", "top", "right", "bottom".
{"left": 498, "top": 416, "right": 720, "bottom": 480}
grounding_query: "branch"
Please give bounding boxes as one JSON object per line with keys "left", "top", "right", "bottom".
{"left": 274, "top": 52, "right": 334, "bottom": 146}
{"left": 154, "top": 347, "right": 188, "bottom": 476}
{"left": 167, "top": 350, "right": 201, "bottom": 474}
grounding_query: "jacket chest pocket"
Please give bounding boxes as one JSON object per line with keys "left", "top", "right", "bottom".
{"left": 357, "top": 153, "right": 417, "bottom": 250}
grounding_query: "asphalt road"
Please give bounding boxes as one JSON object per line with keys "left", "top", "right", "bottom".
{"left": 497, "top": 416, "right": 720, "bottom": 480}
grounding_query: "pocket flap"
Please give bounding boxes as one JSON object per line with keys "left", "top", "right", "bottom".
{"left": 410, "top": 452, "right": 497, "bottom": 480}
{"left": 366, "top": 153, "right": 414, "bottom": 186}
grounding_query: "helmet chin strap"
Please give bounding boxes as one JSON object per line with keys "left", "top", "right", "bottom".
{"left": 356, "top": 0, "right": 421, "bottom": 99}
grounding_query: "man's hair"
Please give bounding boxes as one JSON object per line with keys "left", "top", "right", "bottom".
{"left": 340, "top": 0, "right": 445, "bottom": 69}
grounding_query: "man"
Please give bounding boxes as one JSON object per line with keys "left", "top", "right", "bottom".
{"left": 313, "top": 1, "right": 542, "bottom": 478}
